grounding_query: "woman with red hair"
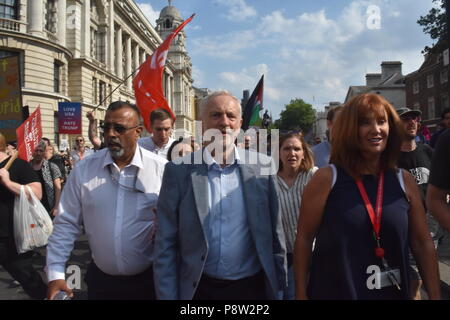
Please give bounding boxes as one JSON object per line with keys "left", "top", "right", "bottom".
{"left": 294, "top": 93, "right": 441, "bottom": 300}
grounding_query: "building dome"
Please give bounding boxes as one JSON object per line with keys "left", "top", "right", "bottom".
{"left": 159, "top": 6, "right": 181, "bottom": 19}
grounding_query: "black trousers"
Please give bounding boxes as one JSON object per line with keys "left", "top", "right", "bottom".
{"left": 85, "top": 261, "right": 156, "bottom": 300}
{"left": 0, "top": 238, "right": 47, "bottom": 300}
{"left": 193, "top": 271, "right": 267, "bottom": 300}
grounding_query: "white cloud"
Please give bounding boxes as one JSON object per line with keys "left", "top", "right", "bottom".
{"left": 191, "top": 0, "right": 432, "bottom": 116}
{"left": 191, "top": 30, "right": 257, "bottom": 59}
{"left": 192, "top": 67, "right": 205, "bottom": 87}
{"left": 215, "top": 0, "right": 257, "bottom": 21}
{"left": 137, "top": 2, "right": 159, "bottom": 26}
{"left": 187, "top": 25, "right": 202, "bottom": 31}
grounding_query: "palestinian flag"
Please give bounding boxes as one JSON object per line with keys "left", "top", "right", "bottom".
{"left": 242, "top": 75, "right": 264, "bottom": 131}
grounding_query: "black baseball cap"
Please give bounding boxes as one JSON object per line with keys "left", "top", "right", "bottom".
{"left": 396, "top": 107, "right": 421, "bottom": 118}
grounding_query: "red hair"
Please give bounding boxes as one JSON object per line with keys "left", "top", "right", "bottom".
{"left": 330, "top": 93, "right": 404, "bottom": 179}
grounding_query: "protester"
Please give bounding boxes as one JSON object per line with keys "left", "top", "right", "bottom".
{"left": 294, "top": 93, "right": 441, "bottom": 300}
{"left": 274, "top": 132, "right": 317, "bottom": 299}
{"left": 30, "top": 142, "right": 62, "bottom": 217}
{"left": 0, "top": 133, "right": 47, "bottom": 299}
{"left": 396, "top": 107, "right": 441, "bottom": 299}
{"left": 314, "top": 137, "right": 321, "bottom": 145}
{"left": 167, "top": 137, "right": 194, "bottom": 161}
{"left": 46, "top": 101, "right": 167, "bottom": 300}
{"left": 427, "top": 129, "right": 450, "bottom": 233}
{"left": 430, "top": 108, "right": 450, "bottom": 148}
{"left": 42, "top": 138, "right": 66, "bottom": 183}
{"left": 138, "top": 108, "right": 175, "bottom": 159}
{"left": 70, "top": 136, "right": 94, "bottom": 166}
{"left": 312, "top": 105, "right": 343, "bottom": 168}
{"left": 154, "top": 90, "right": 286, "bottom": 300}
{"left": 86, "top": 111, "right": 104, "bottom": 150}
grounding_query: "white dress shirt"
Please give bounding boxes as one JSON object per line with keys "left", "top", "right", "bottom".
{"left": 46, "top": 146, "right": 167, "bottom": 282}
{"left": 138, "top": 136, "right": 175, "bottom": 160}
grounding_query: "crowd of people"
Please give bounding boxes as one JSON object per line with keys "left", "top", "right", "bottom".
{"left": 0, "top": 91, "right": 449, "bottom": 300}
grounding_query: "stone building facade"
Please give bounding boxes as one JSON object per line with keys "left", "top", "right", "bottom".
{"left": 0, "top": 0, "right": 195, "bottom": 149}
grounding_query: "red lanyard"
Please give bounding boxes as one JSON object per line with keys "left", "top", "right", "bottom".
{"left": 355, "top": 170, "right": 385, "bottom": 259}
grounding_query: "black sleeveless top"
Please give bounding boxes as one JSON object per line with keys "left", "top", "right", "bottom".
{"left": 308, "top": 166, "right": 411, "bottom": 300}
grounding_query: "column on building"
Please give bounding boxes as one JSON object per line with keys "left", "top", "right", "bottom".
{"left": 108, "top": 0, "right": 115, "bottom": 73}
{"left": 28, "top": 0, "right": 44, "bottom": 36}
{"left": 125, "top": 34, "right": 132, "bottom": 88}
{"left": 133, "top": 42, "right": 140, "bottom": 72}
{"left": 115, "top": 25, "right": 123, "bottom": 78}
{"left": 81, "top": 0, "right": 91, "bottom": 57}
{"left": 140, "top": 49, "right": 146, "bottom": 66}
{"left": 57, "top": 0, "right": 66, "bottom": 46}
{"left": 166, "top": 74, "right": 172, "bottom": 108}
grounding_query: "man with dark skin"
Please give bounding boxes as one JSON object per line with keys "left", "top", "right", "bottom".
{"left": 46, "top": 102, "right": 166, "bottom": 300}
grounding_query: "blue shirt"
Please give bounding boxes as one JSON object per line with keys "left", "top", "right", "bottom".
{"left": 203, "top": 148, "right": 262, "bottom": 280}
{"left": 312, "top": 141, "right": 330, "bottom": 168}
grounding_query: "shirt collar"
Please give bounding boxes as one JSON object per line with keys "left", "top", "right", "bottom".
{"left": 204, "top": 145, "right": 241, "bottom": 169}
{"left": 102, "top": 145, "right": 144, "bottom": 170}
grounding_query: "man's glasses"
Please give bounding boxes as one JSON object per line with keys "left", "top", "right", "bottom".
{"left": 76, "top": 139, "right": 84, "bottom": 142}
{"left": 100, "top": 123, "right": 140, "bottom": 134}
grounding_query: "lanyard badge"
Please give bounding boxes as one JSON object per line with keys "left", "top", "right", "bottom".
{"left": 356, "top": 171, "right": 401, "bottom": 290}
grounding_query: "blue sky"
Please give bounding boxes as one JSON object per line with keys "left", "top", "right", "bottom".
{"left": 137, "top": 0, "right": 437, "bottom": 119}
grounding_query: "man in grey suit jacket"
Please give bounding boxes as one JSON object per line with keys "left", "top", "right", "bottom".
{"left": 153, "top": 91, "right": 286, "bottom": 300}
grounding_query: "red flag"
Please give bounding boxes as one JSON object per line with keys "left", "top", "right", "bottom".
{"left": 16, "top": 106, "right": 42, "bottom": 161}
{"left": 133, "top": 14, "right": 195, "bottom": 133}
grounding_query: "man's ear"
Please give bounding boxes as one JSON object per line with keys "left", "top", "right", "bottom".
{"left": 135, "top": 126, "right": 143, "bottom": 138}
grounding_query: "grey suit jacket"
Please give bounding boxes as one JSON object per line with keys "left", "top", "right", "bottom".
{"left": 153, "top": 148, "right": 287, "bottom": 300}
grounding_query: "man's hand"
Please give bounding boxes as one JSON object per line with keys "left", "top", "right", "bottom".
{"left": 50, "top": 207, "right": 58, "bottom": 217}
{"left": 47, "top": 279, "right": 73, "bottom": 300}
{"left": 86, "top": 111, "right": 95, "bottom": 122}
{"left": 0, "top": 168, "right": 11, "bottom": 186}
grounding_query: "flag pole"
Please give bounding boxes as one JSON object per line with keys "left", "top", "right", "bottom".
{"left": 92, "top": 66, "right": 141, "bottom": 112}
{"left": 4, "top": 151, "right": 18, "bottom": 170}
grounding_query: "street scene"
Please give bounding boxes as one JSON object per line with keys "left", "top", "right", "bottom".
{"left": 1, "top": 0, "right": 450, "bottom": 303}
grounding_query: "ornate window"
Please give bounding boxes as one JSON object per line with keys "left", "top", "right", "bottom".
{"left": 0, "top": 0, "right": 18, "bottom": 20}
{"left": 428, "top": 96, "right": 435, "bottom": 119}
{"left": 54, "top": 60, "right": 63, "bottom": 93}
{"left": 45, "top": 0, "right": 57, "bottom": 33}
{"left": 90, "top": 0, "right": 106, "bottom": 63}
{"left": 412, "top": 81, "right": 419, "bottom": 94}
{"left": 427, "top": 74, "right": 434, "bottom": 88}
{"left": 92, "top": 78, "right": 98, "bottom": 104}
{"left": 440, "top": 69, "right": 448, "bottom": 84}
{"left": 99, "top": 80, "right": 106, "bottom": 106}
{"left": 165, "top": 19, "right": 172, "bottom": 29}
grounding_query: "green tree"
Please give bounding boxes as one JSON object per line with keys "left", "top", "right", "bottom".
{"left": 278, "top": 98, "right": 316, "bottom": 132}
{"left": 417, "top": 0, "right": 446, "bottom": 53}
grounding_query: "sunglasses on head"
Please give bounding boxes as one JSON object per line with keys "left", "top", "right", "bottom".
{"left": 100, "top": 123, "right": 139, "bottom": 134}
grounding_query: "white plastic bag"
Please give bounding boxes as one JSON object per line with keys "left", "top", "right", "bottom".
{"left": 13, "top": 185, "right": 54, "bottom": 254}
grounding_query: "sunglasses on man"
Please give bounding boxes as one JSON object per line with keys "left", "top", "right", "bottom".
{"left": 100, "top": 123, "right": 140, "bottom": 134}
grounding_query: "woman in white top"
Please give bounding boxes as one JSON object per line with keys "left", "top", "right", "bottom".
{"left": 275, "top": 132, "right": 317, "bottom": 299}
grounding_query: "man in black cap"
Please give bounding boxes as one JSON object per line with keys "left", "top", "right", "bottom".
{"left": 396, "top": 107, "right": 442, "bottom": 300}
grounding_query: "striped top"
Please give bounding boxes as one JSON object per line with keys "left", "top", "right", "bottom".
{"left": 274, "top": 167, "right": 318, "bottom": 253}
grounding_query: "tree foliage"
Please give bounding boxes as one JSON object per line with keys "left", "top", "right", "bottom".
{"left": 417, "top": 0, "right": 447, "bottom": 53}
{"left": 278, "top": 98, "right": 315, "bottom": 133}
